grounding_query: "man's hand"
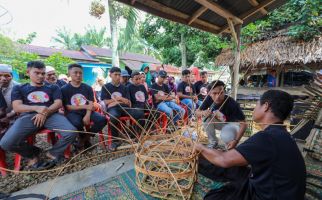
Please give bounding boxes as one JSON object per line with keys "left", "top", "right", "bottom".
{"left": 32, "top": 113, "right": 47, "bottom": 128}
{"left": 83, "top": 114, "right": 91, "bottom": 126}
{"left": 193, "top": 96, "right": 198, "bottom": 102}
{"left": 193, "top": 142, "right": 205, "bottom": 154}
{"left": 35, "top": 106, "right": 48, "bottom": 115}
{"left": 85, "top": 104, "right": 94, "bottom": 111}
{"left": 227, "top": 140, "right": 238, "bottom": 150}
{"left": 108, "top": 101, "right": 119, "bottom": 108}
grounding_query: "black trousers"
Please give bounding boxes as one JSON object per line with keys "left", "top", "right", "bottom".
{"left": 198, "top": 157, "right": 254, "bottom": 200}
{"left": 107, "top": 105, "right": 145, "bottom": 139}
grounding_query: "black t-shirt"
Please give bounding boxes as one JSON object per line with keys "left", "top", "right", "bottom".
{"left": 61, "top": 83, "right": 94, "bottom": 115}
{"left": 236, "top": 125, "right": 306, "bottom": 200}
{"left": 127, "top": 84, "right": 148, "bottom": 109}
{"left": 177, "top": 81, "right": 196, "bottom": 100}
{"left": 45, "top": 80, "right": 67, "bottom": 88}
{"left": 199, "top": 95, "right": 245, "bottom": 122}
{"left": 194, "top": 80, "right": 208, "bottom": 100}
{"left": 11, "top": 83, "right": 61, "bottom": 108}
{"left": 101, "top": 83, "right": 130, "bottom": 108}
{"left": 0, "top": 92, "right": 7, "bottom": 109}
{"left": 151, "top": 83, "right": 170, "bottom": 106}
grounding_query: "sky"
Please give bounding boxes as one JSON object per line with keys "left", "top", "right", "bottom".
{"left": 0, "top": 0, "right": 113, "bottom": 47}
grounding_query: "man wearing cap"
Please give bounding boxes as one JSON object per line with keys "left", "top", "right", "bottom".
{"left": 45, "top": 66, "right": 67, "bottom": 88}
{"left": 121, "top": 70, "right": 131, "bottom": 87}
{"left": 0, "top": 64, "right": 19, "bottom": 134}
{"left": 151, "top": 70, "right": 185, "bottom": 126}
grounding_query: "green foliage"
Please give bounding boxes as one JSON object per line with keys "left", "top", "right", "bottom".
{"left": 139, "top": 16, "right": 228, "bottom": 67}
{"left": 10, "top": 52, "right": 39, "bottom": 77}
{"left": 0, "top": 34, "right": 17, "bottom": 60}
{"left": 52, "top": 26, "right": 109, "bottom": 50}
{"left": 242, "top": 0, "right": 322, "bottom": 43}
{"left": 44, "top": 53, "right": 73, "bottom": 75}
{"left": 17, "top": 32, "right": 37, "bottom": 44}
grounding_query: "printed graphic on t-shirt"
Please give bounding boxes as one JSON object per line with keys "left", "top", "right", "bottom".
{"left": 71, "top": 94, "right": 87, "bottom": 106}
{"left": 185, "top": 86, "right": 191, "bottom": 93}
{"left": 111, "top": 92, "right": 122, "bottom": 99}
{"left": 27, "top": 91, "right": 50, "bottom": 103}
{"left": 135, "top": 91, "right": 145, "bottom": 102}
{"left": 158, "top": 91, "right": 165, "bottom": 96}
{"left": 200, "top": 87, "right": 208, "bottom": 95}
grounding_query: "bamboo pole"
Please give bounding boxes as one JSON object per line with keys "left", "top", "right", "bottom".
{"left": 232, "top": 24, "right": 242, "bottom": 100}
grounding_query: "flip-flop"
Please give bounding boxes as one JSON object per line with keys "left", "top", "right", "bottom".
{"left": 25, "top": 160, "right": 54, "bottom": 171}
{"left": 108, "top": 142, "right": 121, "bottom": 152}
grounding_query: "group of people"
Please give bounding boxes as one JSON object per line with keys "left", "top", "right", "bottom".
{"left": 0, "top": 61, "right": 306, "bottom": 200}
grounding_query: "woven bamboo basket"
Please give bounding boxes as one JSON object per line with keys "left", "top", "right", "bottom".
{"left": 134, "top": 133, "right": 198, "bottom": 200}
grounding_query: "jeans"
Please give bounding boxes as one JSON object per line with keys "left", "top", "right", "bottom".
{"left": 0, "top": 113, "right": 77, "bottom": 159}
{"left": 66, "top": 112, "right": 107, "bottom": 133}
{"left": 156, "top": 101, "right": 185, "bottom": 124}
{"left": 107, "top": 105, "right": 145, "bottom": 139}
{"left": 181, "top": 98, "right": 196, "bottom": 118}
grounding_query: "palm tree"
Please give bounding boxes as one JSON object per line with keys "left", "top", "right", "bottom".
{"left": 52, "top": 27, "right": 77, "bottom": 50}
{"left": 90, "top": 0, "right": 139, "bottom": 67}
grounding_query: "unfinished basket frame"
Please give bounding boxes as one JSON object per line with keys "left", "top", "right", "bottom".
{"left": 135, "top": 133, "right": 198, "bottom": 200}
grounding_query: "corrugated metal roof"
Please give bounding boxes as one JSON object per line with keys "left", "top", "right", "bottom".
{"left": 117, "top": 0, "right": 287, "bottom": 34}
{"left": 81, "top": 45, "right": 161, "bottom": 64}
{"left": 19, "top": 45, "right": 99, "bottom": 62}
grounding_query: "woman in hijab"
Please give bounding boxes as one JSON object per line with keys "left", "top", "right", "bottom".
{"left": 140, "top": 63, "right": 152, "bottom": 87}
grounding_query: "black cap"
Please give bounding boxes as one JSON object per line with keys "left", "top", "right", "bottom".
{"left": 158, "top": 70, "right": 167, "bottom": 78}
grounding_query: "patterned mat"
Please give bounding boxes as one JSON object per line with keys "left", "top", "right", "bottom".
{"left": 305, "top": 159, "right": 322, "bottom": 200}
{"left": 59, "top": 169, "right": 223, "bottom": 200}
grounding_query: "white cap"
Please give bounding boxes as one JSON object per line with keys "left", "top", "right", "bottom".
{"left": 45, "top": 66, "right": 55, "bottom": 73}
{"left": 58, "top": 74, "right": 68, "bottom": 80}
{"left": 0, "top": 64, "right": 13, "bottom": 73}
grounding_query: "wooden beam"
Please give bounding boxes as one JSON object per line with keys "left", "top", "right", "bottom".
{"left": 188, "top": 6, "right": 208, "bottom": 25}
{"left": 134, "top": 0, "right": 221, "bottom": 33}
{"left": 195, "top": 0, "right": 243, "bottom": 24}
{"left": 248, "top": 0, "right": 268, "bottom": 15}
{"left": 219, "top": 0, "right": 276, "bottom": 33}
{"left": 227, "top": 18, "right": 238, "bottom": 44}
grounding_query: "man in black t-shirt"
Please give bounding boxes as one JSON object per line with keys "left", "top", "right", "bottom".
{"left": 101, "top": 67, "right": 144, "bottom": 151}
{"left": 45, "top": 66, "right": 67, "bottom": 88}
{"left": 177, "top": 69, "right": 197, "bottom": 118}
{"left": 61, "top": 64, "right": 106, "bottom": 150}
{"left": 151, "top": 71, "right": 185, "bottom": 125}
{"left": 0, "top": 61, "right": 77, "bottom": 170}
{"left": 194, "top": 71, "right": 208, "bottom": 107}
{"left": 196, "top": 80, "right": 246, "bottom": 149}
{"left": 195, "top": 90, "right": 306, "bottom": 200}
{"left": 127, "top": 71, "right": 149, "bottom": 134}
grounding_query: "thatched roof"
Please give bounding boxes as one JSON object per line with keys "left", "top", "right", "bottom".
{"left": 215, "top": 36, "right": 322, "bottom": 71}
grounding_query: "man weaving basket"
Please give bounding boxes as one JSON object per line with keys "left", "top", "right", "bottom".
{"left": 194, "top": 90, "right": 306, "bottom": 200}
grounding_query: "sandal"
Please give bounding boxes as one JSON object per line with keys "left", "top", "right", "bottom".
{"left": 108, "top": 142, "right": 121, "bottom": 152}
{"left": 25, "top": 160, "right": 54, "bottom": 171}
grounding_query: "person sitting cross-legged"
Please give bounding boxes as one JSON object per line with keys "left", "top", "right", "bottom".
{"left": 194, "top": 90, "right": 306, "bottom": 200}
{"left": 61, "top": 64, "right": 107, "bottom": 150}
{"left": 0, "top": 61, "right": 77, "bottom": 170}
{"left": 101, "top": 67, "right": 144, "bottom": 151}
{"left": 177, "top": 69, "right": 197, "bottom": 119}
{"left": 126, "top": 71, "right": 149, "bottom": 137}
{"left": 151, "top": 70, "right": 185, "bottom": 127}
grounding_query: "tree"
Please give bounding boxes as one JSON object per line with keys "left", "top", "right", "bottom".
{"left": 52, "top": 26, "right": 109, "bottom": 50}
{"left": 241, "top": 0, "right": 321, "bottom": 43}
{"left": 44, "top": 53, "right": 74, "bottom": 75}
{"left": 17, "top": 32, "right": 37, "bottom": 44}
{"left": 140, "top": 16, "right": 228, "bottom": 68}
{"left": 90, "top": 0, "right": 139, "bottom": 67}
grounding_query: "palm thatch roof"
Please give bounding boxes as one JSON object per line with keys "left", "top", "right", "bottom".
{"left": 215, "top": 36, "right": 322, "bottom": 72}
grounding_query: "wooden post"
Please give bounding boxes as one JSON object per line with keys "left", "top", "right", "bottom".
{"left": 276, "top": 66, "right": 281, "bottom": 87}
{"left": 231, "top": 24, "right": 242, "bottom": 100}
{"left": 280, "top": 68, "right": 285, "bottom": 87}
